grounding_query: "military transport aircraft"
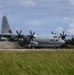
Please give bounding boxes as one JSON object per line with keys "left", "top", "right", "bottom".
{"left": 0, "top": 16, "right": 65, "bottom": 48}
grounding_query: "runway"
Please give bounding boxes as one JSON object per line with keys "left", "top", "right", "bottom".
{"left": 0, "top": 49, "right": 74, "bottom": 52}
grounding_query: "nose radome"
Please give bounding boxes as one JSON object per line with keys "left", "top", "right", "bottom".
{"left": 61, "top": 40, "right": 65, "bottom": 44}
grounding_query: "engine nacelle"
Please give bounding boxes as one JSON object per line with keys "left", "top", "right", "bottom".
{"left": 30, "top": 41, "right": 39, "bottom": 46}
{"left": 0, "top": 37, "right": 7, "bottom": 41}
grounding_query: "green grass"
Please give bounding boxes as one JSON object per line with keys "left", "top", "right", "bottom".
{"left": 0, "top": 50, "right": 74, "bottom": 75}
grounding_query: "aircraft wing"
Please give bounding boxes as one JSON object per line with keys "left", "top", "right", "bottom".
{"left": 0, "top": 33, "right": 17, "bottom": 37}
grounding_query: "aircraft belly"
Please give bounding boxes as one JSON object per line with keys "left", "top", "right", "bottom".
{"left": 39, "top": 43, "right": 61, "bottom": 47}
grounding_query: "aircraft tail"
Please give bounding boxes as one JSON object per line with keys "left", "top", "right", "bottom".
{"left": 1, "top": 16, "right": 12, "bottom": 34}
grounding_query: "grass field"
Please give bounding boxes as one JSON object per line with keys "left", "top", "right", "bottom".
{"left": 0, "top": 49, "right": 74, "bottom": 75}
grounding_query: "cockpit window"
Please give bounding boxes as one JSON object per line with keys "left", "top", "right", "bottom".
{"left": 54, "top": 36, "right": 57, "bottom": 38}
{"left": 56, "top": 39, "right": 58, "bottom": 41}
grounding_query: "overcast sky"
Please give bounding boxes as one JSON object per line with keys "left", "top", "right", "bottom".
{"left": 0, "top": 0, "right": 74, "bottom": 35}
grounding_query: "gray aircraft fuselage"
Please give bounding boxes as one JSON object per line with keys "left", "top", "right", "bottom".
{"left": 24, "top": 35, "right": 65, "bottom": 47}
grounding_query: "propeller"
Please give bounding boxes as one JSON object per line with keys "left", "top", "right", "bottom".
{"left": 60, "top": 31, "right": 67, "bottom": 40}
{"left": 16, "top": 30, "right": 24, "bottom": 40}
{"left": 52, "top": 31, "right": 54, "bottom": 34}
{"left": 28, "top": 30, "right": 35, "bottom": 41}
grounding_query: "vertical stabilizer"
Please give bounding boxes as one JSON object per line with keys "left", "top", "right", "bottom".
{"left": 1, "top": 16, "right": 12, "bottom": 34}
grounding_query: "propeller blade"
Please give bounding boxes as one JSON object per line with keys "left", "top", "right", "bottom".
{"left": 20, "top": 30, "right": 22, "bottom": 35}
{"left": 30, "top": 30, "right": 32, "bottom": 35}
{"left": 16, "top": 30, "right": 19, "bottom": 35}
{"left": 60, "top": 33, "right": 62, "bottom": 36}
{"left": 63, "top": 31, "right": 64, "bottom": 35}
{"left": 33, "top": 32, "right": 35, "bottom": 35}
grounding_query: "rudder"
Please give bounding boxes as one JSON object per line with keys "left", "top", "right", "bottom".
{"left": 1, "top": 16, "right": 12, "bottom": 34}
